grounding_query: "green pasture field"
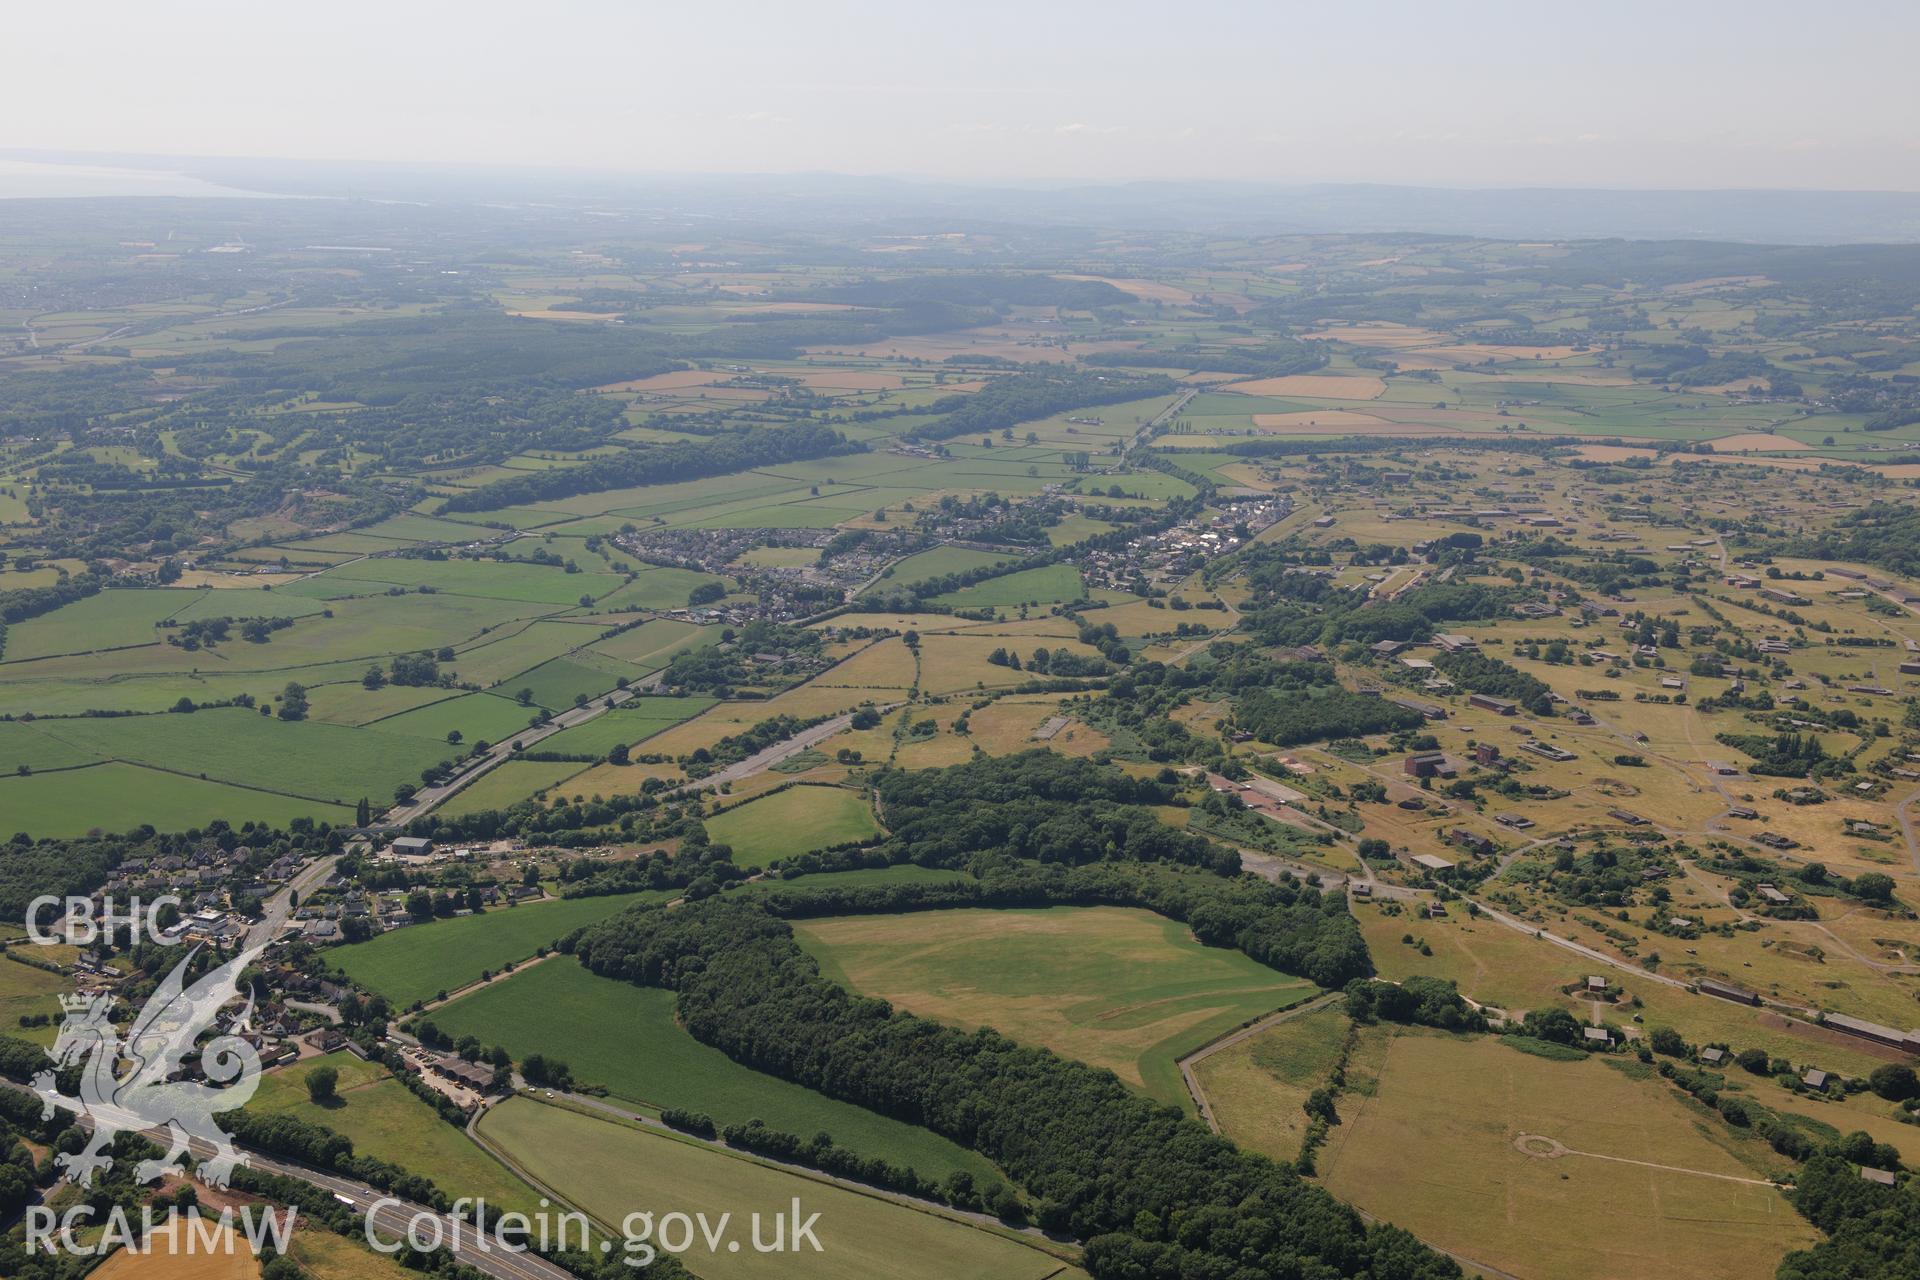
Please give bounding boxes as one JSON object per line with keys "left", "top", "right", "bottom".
{"left": 435, "top": 504, "right": 577, "bottom": 530}
{"left": 930, "top": 565, "right": 1085, "bottom": 610}
{"left": 0, "top": 761, "right": 352, "bottom": 838}
{"left": 704, "top": 785, "right": 882, "bottom": 868}
{"left": 316, "top": 557, "right": 625, "bottom": 605}
{"left": 277, "top": 532, "right": 416, "bottom": 555}
{"left": 681, "top": 502, "right": 865, "bottom": 530}
{"left": 436, "top": 961, "right": 994, "bottom": 1183}
{"left": 368, "top": 692, "right": 543, "bottom": 744}
{"left": 301, "top": 680, "right": 452, "bottom": 726}
{"left": 19, "top": 707, "right": 452, "bottom": 804}
{"left": 586, "top": 618, "right": 718, "bottom": 666}
{"left": 724, "top": 865, "right": 970, "bottom": 898}
{"left": 530, "top": 695, "right": 716, "bottom": 757}
{"left": 167, "top": 590, "right": 332, "bottom": 623}
{"left": 1045, "top": 514, "right": 1116, "bottom": 546}
{"left": 0, "top": 955, "right": 68, "bottom": 1044}
{"left": 0, "top": 719, "right": 105, "bottom": 772}
{"left": 496, "top": 652, "right": 634, "bottom": 709}
{"left": 251, "top": 1053, "right": 543, "bottom": 1215}
{"left": 435, "top": 760, "right": 587, "bottom": 818}
{"left": 863, "top": 545, "right": 1013, "bottom": 594}
{"left": 593, "top": 567, "right": 726, "bottom": 611}
{"left": 329, "top": 891, "right": 672, "bottom": 1009}
{"left": 351, "top": 513, "right": 496, "bottom": 543}
{"left": 478, "top": 1099, "right": 1069, "bottom": 1280}
{"left": 438, "top": 620, "right": 592, "bottom": 687}
{"left": 795, "top": 905, "right": 1319, "bottom": 1108}
{"left": 0, "top": 588, "right": 206, "bottom": 661}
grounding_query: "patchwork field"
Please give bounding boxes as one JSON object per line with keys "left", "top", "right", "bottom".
{"left": 795, "top": 905, "right": 1321, "bottom": 1107}
{"left": 477, "top": 1099, "right": 1075, "bottom": 1280}
{"left": 328, "top": 891, "right": 672, "bottom": 1008}
{"left": 705, "top": 785, "right": 882, "bottom": 868}
{"left": 430, "top": 959, "right": 994, "bottom": 1181}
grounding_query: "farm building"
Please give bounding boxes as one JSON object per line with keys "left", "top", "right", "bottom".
{"left": 1410, "top": 853, "right": 1456, "bottom": 873}
{"left": 1819, "top": 1013, "right": 1920, "bottom": 1054}
{"left": 1450, "top": 829, "right": 1495, "bottom": 856}
{"left": 1468, "top": 694, "right": 1518, "bottom": 715}
{"left": 1697, "top": 978, "right": 1762, "bottom": 1006}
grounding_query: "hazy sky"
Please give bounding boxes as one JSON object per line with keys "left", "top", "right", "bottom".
{"left": 9, "top": 0, "right": 1918, "bottom": 189}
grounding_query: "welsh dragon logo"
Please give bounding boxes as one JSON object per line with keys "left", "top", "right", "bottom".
{"left": 32, "top": 944, "right": 265, "bottom": 1187}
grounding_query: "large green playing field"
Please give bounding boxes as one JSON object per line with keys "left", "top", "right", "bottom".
{"left": 862, "top": 545, "right": 1013, "bottom": 594}
{"left": 929, "top": 565, "right": 1085, "bottom": 610}
{"left": 328, "top": 891, "right": 673, "bottom": 1008}
{"left": 250, "top": 1052, "right": 544, "bottom": 1215}
{"left": 10, "top": 706, "right": 452, "bottom": 804}
{"left": 429, "top": 958, "right": 995, "bottom": 1183}
{"left": 794, "top": 905, "right": 1321, "bottom": 1108}
{"left": 0, "top": 761, "right": 354, "bottom": 838}
{"left": 476, "top": 1098, "right": 1075, "bottom": 1280}
{"left": 704, "top": 785, "right": 881, "bottom": 869}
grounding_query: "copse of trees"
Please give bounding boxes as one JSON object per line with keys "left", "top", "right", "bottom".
{"left": 904, "top": 371, "right": 1177, "bottom": 444}
{"left": 442, "top": 424, "right": 860, "bottom": 512}
{"left": 861, "top": 750, "right": 1234, "bottom": 874}
{"left": 1237, "top": 686, "right": 1424, "bottom": 746}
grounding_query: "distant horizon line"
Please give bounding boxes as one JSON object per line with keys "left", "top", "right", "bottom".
{"left": 5, "top": 148, "right": 1920, "bottom": 199}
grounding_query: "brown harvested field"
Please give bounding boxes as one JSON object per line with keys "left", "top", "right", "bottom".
{"left": 968, "top": 697, "right": 1110, "bottom": 757}
{"left": 1224, "top": 374, "right": 1387, "bottom": 399}
{"left": 1252, "top": 410, "right": 1403, "bottom": 430}
{"left": 717, "top": 300, "right": 866, "bottom": 313}
{"left": 805, "top": 331, "right": 1080, "bottom": 363}
{"left": 1057, "top": 274, "right": 1197, "bottom": 305}
{"left": 811, "top": 636, "right": 920, "bottom": 688}
{"left": 1489, "top": 368, "right": 1638, "bottom": 386}
{"left": 1703, "top": 432, "right": 1812, "bottom": 451}
{"left": 1408, "top": 342, "right": 1587, "bottom": 363}
{"left": 1250, "top": 413, "right": 1485, "bottom": 438}
{"left": 1317, "top": 1029, "right": 1816, "bottom": 1280}
{"left": 1303, "top": 323, "right": 1446, "bottom": 348}
{"left": 505, "top": 309, "right": 620, "bottom": 322}
{"left": 593, "top": 369, "right": 726, "bottom": 392}
{"left": 785, "top": 368, "right": 907, "bottom": 390}
{"left": 1198, "top": 1003, "right": 1351, "bottom": 1162}
{"left": 92, "top": 1220, "right": 264, "bottom": 1279}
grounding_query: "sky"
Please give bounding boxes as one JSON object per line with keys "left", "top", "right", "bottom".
{"left": 7, "top": 0, "right": 1919, "bottom": 190}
